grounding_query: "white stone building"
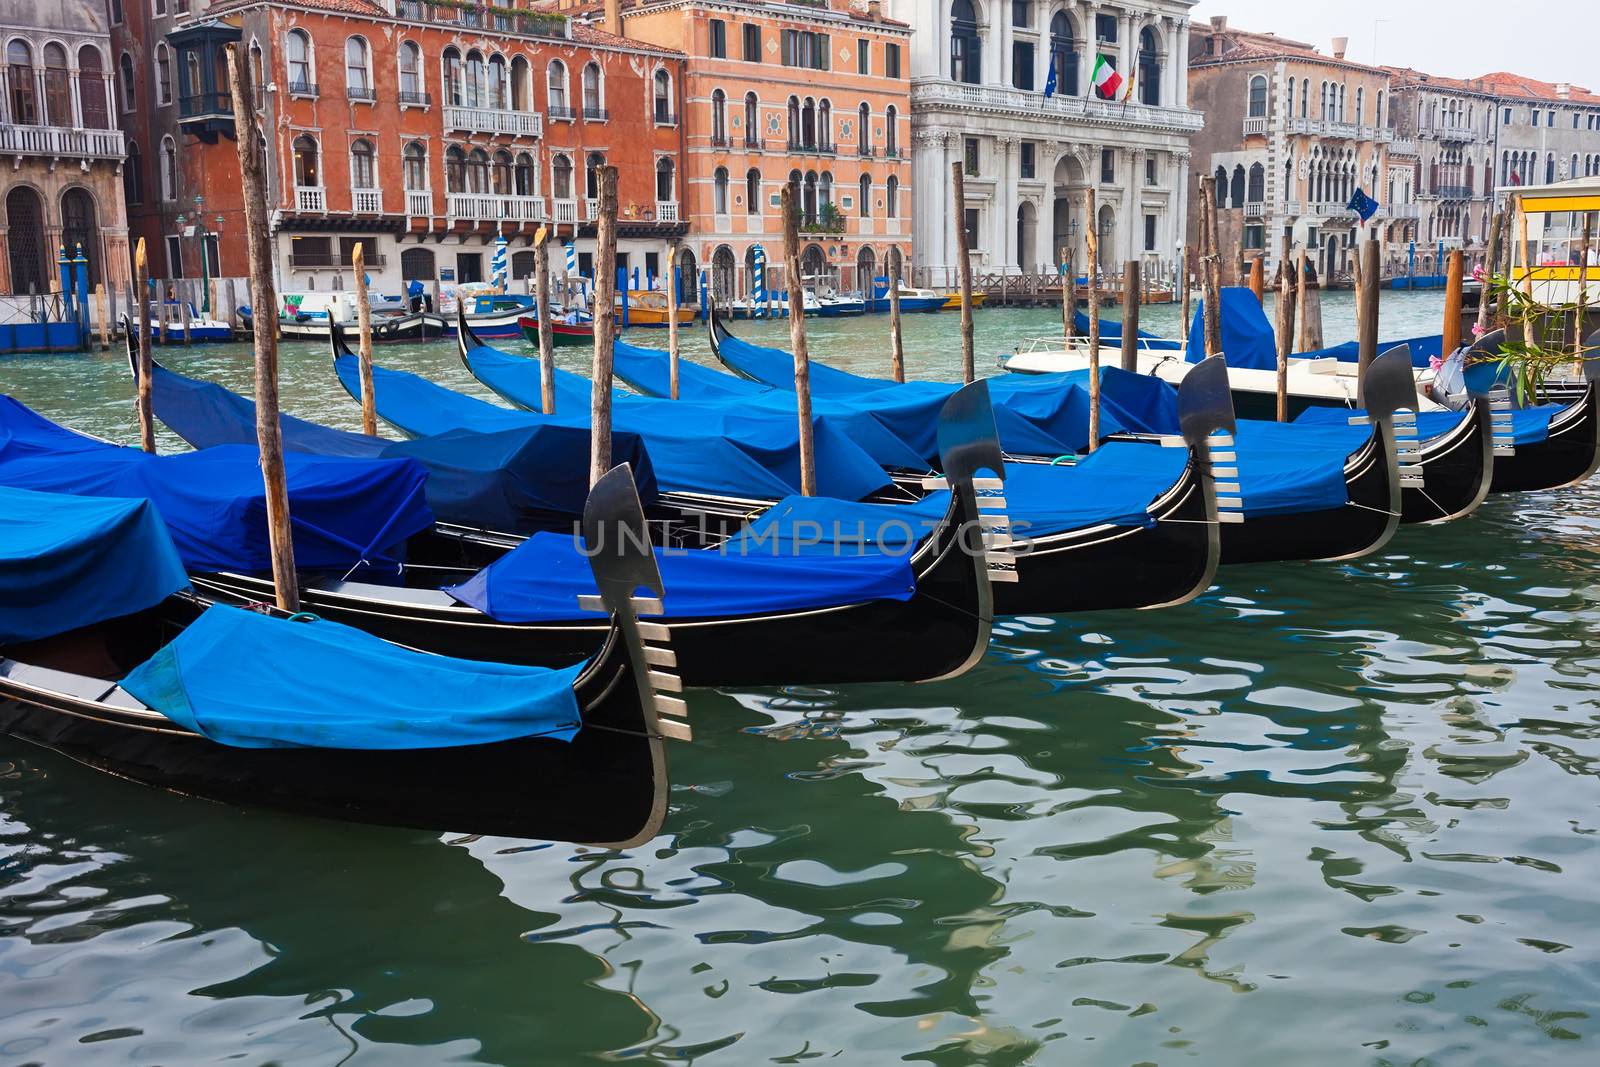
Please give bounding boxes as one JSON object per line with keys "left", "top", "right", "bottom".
{"left": 889, "top": 0, "right": 1201, "bottom": 283}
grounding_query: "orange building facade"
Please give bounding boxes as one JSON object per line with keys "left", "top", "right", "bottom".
{"left": 562, "top": 0, "right": 912, "bottom": 298}
{"left": 124, "top": 0, "right": 686, "bottom": 297}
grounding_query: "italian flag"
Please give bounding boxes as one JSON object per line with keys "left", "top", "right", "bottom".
{"left": 1092, "top": 55, "right": 1123, "bottom": 100}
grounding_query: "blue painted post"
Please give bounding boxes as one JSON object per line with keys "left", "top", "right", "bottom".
{"left": 618, "top": 266, "right": 629, "bottom": 327}
{"left": 73, "top": 244, "right": 90, "bottom": 349}
{"left": 1408, "top": 241, "right": 1416, "bottom": 289}
{"left": 699, "top": 268, "right": 709, "bottom": 321}
{"left": 57, "top": 246, "right": 74, "bottom": 320}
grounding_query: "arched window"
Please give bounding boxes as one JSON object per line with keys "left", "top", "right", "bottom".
{"left": 819, "top": 170, "right": 833, "bottom": 209}
{"left": 155, "top": 42, "right": 172, "bottom": 106}
{"left": 713, "top": 166, "right": 729, "bottom": 214}
{"left": 515, "top": 152, "right": 535, "bottom": 196}
{"left": 1213, "top": 166, "right": 1227, "bottom": 206}
{"left": 950, "top": 0, "right": 981, "bottom": 84}
{"left": 249, "top": 40, "right": 264, "bottom": 100}
{"left": 467, "top": 148, "right": 489, "bottom": 194}
{"left": 886, "top": 175, "right": 899, "bottom": 217}
{"left": 6, "top": 41, "right": 37, "bottom": 124}
{"left": 160, "top": 134, "right": 178, "bottom": 199}
{"left": 787, "top": 95, "right": 800, "bottom": 146}
{"left": 803, "top": 170, "right": 818, "bottom": 222}
{"left": 486, "top": 54, "right": 506, "bottom": 110}
{"left": 711, "top": 88, "right": 727, "bottom": 142}
{"left": 286, "top": 30, "right": 311, "bottom": 93}
{"left": 445, "top": 146, "right": 465, "bottom": 192}
{"left": 858, "top": 102, "right": 870, "bottom": 152}
{"left": 746, "top": 167, "right": 761, "bottom": 214}
{"left": 510, "top": 55, "right": 529, "bottom": 111}
{"left": 1050, "top": 13, "right": 1078, "bottom": 97}
{"left": 585, "top": 151, "right": 605, "bottom": 199}
{"left": 442, "top": 47, "right": 463, "bottom": 106}
{"left": 1546, "top": 152, "right": 1556, "bottom": 184}
{"left": 492, "top": 149, "right": 513, "bottom": 195}
{"left": 1229, "top": 165, "right": 1245, "bottom": 207}
{"left": 345, "top": 36, "right": 371, "bottom": 98}
{"left": 818, "top": 99, "right": 832, "bottom": 149}
{"left": 581, "top": 62, "right": 602, "bottom": 117}
{"left": 78, "top": 46, "right": 108, "bottom": 129}
{"left": 1137, "top": 28, "right": 1160, "bottom": 106}
{"left": 1355, "top": 87, "right": 1365, "bottom": 125}
{"left": 552, "top": 153, "right": 573, "bottom": 199}
{"left": 1247, "top": 163, "right": 1264, "bottom": 202}
{"left": 1247, "top": 75, "right": 1267, "bottom": 119}
{"left": 744, "top": 92, "right": 759, "bottom": 145}
{"left": 547, "top": 60, "right": 567, "bottom": 115}
{"left": 5, "top": 187, "right": 46, "bottom": 293}
{"left": 464, "top": 50, "right": 485, "bottom": 108}
{"left": 1286, "top": 78, "right": 1294, "bottom": 120}
{"left": 802, "top": 96, "right": 816, "bottom": 148}
{"left": 1376, "top": 90, "right": 1384, "bottom": 127}
{"left": 653, "top": 67, "right": 672, "bottom": 123}
{"left": 398, "top": 41, "right": 423, "bottom": 103}
{"left": 124, "top": 140, "right": 143, "bottom": 204}
{"left": 885, "top": 105, "right": 898, "bottom": 155}
{"left": 119, "top": 52, "right": 135, "bottom": 113}
{"left": 403, "top": 141, "right": 427, "bottom": 190}
{"left": 859, "top": 173, "right": 872, "bottom": 217}
{"left": 350, "top": 138, "right": 375, "bottom": 189}
{"left": 291, "top": 134, "right": 318, "bottom": 189}
{"left": 1300, "top": 78, "right": 1309, "bottom": 118}
{"left": 184, "top": 49, "right": 201, "bottom": 112}
{"left": 655, "top": 157, "right": 675, "bottom": 204}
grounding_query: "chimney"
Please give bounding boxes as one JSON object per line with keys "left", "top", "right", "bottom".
{"left": 1210, "top": 15, "right": 1227, "bottom": 31}
{"left": 605, "top": 0, "right": 623, "bottom": 38}
{"left": 1556, "top": 82, "right": 1572, "bottom": 98}
{"left": 1331, "top": 36, "right": 1348, "bottom": 60}
{"left": 867, "top": 0, "right": 882, "bottom": 20}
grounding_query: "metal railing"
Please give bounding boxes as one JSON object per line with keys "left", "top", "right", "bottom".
{"left": 179, "top": 92, "right": 232, "bottom": 118}
{"left": 653, "top": 108, "right": 677, "bottom": 126}
{"left": 289, "top": 250, "right": 387, "bottom": 268}
{"left": 398, "top": 89, "right": 431, "bottom": 107}
{"left": 548, "top": 105, "right": 575, "bottom": 122}
{"left": 444, "top": 105, "right": 543, "bottom": 137}
{"left": 287, "top": 80, "right": 318, "bottom": 98}
{"left": 858, "top": 143, "right": 877, "bottom": 157}
{"left": 582, "top": 106, "right": 608, "bottom": 122}
{"left": 347, "top": 84, "right": 377, "bottom": 103}
{"left": 294, "top": 186, "right": 326, "bottom": 212}
{"left": 745, "top": 135, "right": 765, "bottom": 150}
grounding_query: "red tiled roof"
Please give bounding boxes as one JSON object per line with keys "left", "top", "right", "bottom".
{"left": 1191, "top": 32, "right": 1386, "bottom": 77}
{"left": 545, "top": 0, "right": 909, "bottom": 30}
{"left": 1475, "top": 71, "right": 1600, "bottom": 106}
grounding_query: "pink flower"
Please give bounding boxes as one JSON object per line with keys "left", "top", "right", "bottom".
{"left": 1429, "top": 355, "right": 1445, "bottom": 371}
{"left": 1472, "top": 264, "right": 1487, "bottom": 282}
{"left": 1471, "top": 323, "right": 1486, "bottom": 338}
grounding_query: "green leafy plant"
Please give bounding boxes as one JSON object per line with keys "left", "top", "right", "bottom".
{"left": 1470, "top": 272, "right": 1594, "bottom": 404}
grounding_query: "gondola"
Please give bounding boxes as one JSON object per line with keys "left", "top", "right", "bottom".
{"left": 0, "top": 467, "right": 685, "bottom": 846}
{"left": 278, "top": 310, "right": 447, "bottom": 344}
{"left": 1485, "top": 328, "right": 1600, "bottom": 494}
{"left": 519, "top": 313, "right": 594, "bottom": 347}
{"left": 462, "top": 306, "right": 1235, "bottom": 615}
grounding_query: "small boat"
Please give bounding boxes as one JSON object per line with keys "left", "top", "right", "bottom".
{"left": 456, "top": 293, "right": 537, "bottom": 339}
{"left": 518, "top": 313, "right": 594, "bottom": 347}
{"left": 942, "top": 290, "right": 987, "bottom": 310}
{"left": 864, "top": 283, "right": 950, "bottom": 314}
{"left": 615, "top": 289, "right": 695, "bottom": 327}
{"left": 0, "top": 469, "right": 686, "bottom": 846}
{"left": 1472, "top": 327, "right": 1600, "bottom": 494}
{"left": 142, "top": 301, "right": 233, "bottom": 343}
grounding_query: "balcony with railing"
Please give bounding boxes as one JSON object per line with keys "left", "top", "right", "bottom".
{"left": 179, "top": 92, "right": 232, "bottom": 119}
{"left": 347, "top": 84, "right": 377, "bottom": 103}
{"left": 445, "top": 193, "right": 547, "bottom": 223}
{"left": 582, "top": 107, "right": 609, "bottom": 122}
{"left": 548, "top": 105, "right": 575, "bottom": 122}
{"left": 1420, "top": 124, "right": 1481, "bottom": 144}
{"left": 745, "top": 135, "right": 765, "bottom": 150}
{"left": 1388, "top": 202, "right": 1419, "bottom": 219}
{"left": 884, "top": 145, "right": 902, "bottom": 160}
{"left": 352, "top": 188, "right": 383, "bottom": 214}
{"left": 585, "top": 197, "right": 600, "bottom": 221}
{"left": 1243, "top": 201, "right": 1265, "bottom": 218}
{"left": 787, "top": 139, "right": 836, "bottom": 156}
{"left": 655, "top": 201, "right": 680, "bottom": 223}
{"left": 287, "top": 80, "right": 318, "bottom": 99}
{"left": 392, "top": 0, "right": 569, "bottom": 40}
{"left": 910, "top": 80, "right": 1204, "bottom": 133}
{"left": 553, "top": 199, "right": 578, "bottom": 223}
{"left": 1433, "top": 183, "right": 1475, "bottom": 200}
{"left": 406, "top": 189, "right": 434, "bottom": 216}
{"left": 1283, "top": 199, "right": 1304, "bottom": 215}
{"left": 444, "top": 106, "right": 543, "bottom": 137}
{"left": 289, "top": 249, "right": 388, "bottom": 269}
{"left": 858, "top": 143, "right": 878, "bottom": 157}
{"left": 0, "top": 123, "right": 125, "bottom": 160}
{"left": 1242, "top": 116, "right": 1267, "bottom": 136}
{"left": 295, "top": 186, "right": 327, "bottom": 213}
{"left": 399, "top": 90, "right": 431, "bottom": 108}
{"left": 653, "top": 107, "right": 678, "bottom": 127}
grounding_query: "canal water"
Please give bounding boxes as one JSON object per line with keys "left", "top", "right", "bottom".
{"left": 4, "top": 292, "right": 1598, "bottom": 1064}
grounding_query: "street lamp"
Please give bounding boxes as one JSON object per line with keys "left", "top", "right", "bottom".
{"left": 191, "top": 194, "right": 213, "bottom": 315}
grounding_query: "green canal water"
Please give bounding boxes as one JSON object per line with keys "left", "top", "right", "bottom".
{"left": 4, "top": 292, "right": 1600, "bottom": 1064}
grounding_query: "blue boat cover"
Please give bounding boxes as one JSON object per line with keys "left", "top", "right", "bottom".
{"left": 1294, "top": 403, "right": 1555, "bottom": 446}
{"left": 640, "top": 334, "right": 1178, "bottom": 457}
{"left": 152, "top": 362, "right": 657, "bottom": 528}
{"left": 1186, "top": 288, "right": 1279, "bottom": 369}
{"left": 121, "top": 604, "right": 583, "bottom": 749}
{"left": 447, "top": 530, "right": 915, "bottom": 623}
{"left": 1229, "top": 419, "right": 1366, "bottom": 516}
{"left": 0, "top": 486, "right": 189, "bottom": 643}
{"left": 451, "top": 343, "right": 893, "bottom": 500}
{"left": 0, "top": 395, "right": 433, "bottom": 574}
{"left": 1295, "top": 334, "right": 1445, "bottom": 368}
{"left": 727, "top": 444, "right": 1190, "bottom": 554}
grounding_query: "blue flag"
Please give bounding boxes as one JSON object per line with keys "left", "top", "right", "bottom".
{"left": 1044, "top": 58, "right": 1058, "bottom": 100}
{"left": 1347, "top": 188, "right": 1379, "bottom": 223}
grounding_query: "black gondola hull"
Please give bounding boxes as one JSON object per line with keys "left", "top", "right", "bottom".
{"left": 0, "top": 607, "right": 667, "bottom": 846}
{"left": 1489, "top": 384, "right": 1600, "bottom": 493}
{"left": 1402, "top": 402, "right": 1493, "bottom": 524}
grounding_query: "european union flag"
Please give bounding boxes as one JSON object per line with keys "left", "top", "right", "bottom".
{"left": 1348, "top": 188, "right": 1379, "bottom": 223}
{"left": 1044, "top": 59, "right": 1058, "bottom": 101}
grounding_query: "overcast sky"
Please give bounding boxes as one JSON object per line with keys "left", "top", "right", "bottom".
{"left": 1187, "top": 0, "right": 1596, "bottom": 86}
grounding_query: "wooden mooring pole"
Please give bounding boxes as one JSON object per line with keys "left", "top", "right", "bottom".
{"left": 1442, "top": 248, "right": 1465, "bottom": 356}
{"left": 782, "top": 183, "right": 817, "bottom": 495}
{"left": 1180, "top": 247, "right": 1192, "bottom": 357}
{"left": 1061, "top": 246, "right": 1074, "bottom": 343}
{"left": 135, "top": 239, "right": 155, "bottom": 453}
{"left": 952, "top": 161, "right": 975, "bottom": 384}
{"left": 352, "top": 242, "right": 377, "bottom": 436}
{"left": 590, "top": 165, "right": 619, "bottom": 485}
{"left": 534, "top": 226, "right": 556, "bottom": 413}
{"left": 1274, "top": 238, "right": 1297, "bottom": 422}
{"left": 666, "top": 238, "right": 682, "bottom": 400}
{"left": 226, "top": 44, "right": 298, "bottom": 612}
{"left": 1477, "top": 209, "right": 1504, "bottom": 337}
{"left": 1356, "top": 237, "right": 1381, "bottom": 377}
{"left": 1198, "top": 175, "right": 1222, "bottom": 357}
{"left": 1085, "top": 188, "right": 1101, "bottom": 451}
{"left": 888, "top": 245, "right": 905, "bottom": 383}
{"left": 1248, "top": 256, "right": 1265, "bottom": 304}
{"left": 1120, "top": 259, "right": 1140, "bottom": 372}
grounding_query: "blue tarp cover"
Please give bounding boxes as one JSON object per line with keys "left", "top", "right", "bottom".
{"left": 1228, "top": 419, "right": 1365, "bottom": 516}
{"left": 449, "top": 344, "right": 893, "bottom": 500}
{"left": 1294, "top": 403, "right": 1555, "bottom": 446}
{"left": 1186, "top": 288, "right": 1279, "bottom": 370}
{"left": 120, "top": 604, "right": 583, "bottom": 749}
{"left": 637, "top": 335, "right": 1178, "bottom": 457}
{"left": 0, "top": 395, "right": 434, "bottom": 574}
{"left": 0, "top": 486, "right": 190, "bottom": 643}
{"left": 448, "top": 530, "right": 915, "bottom": 623}
{"left": 153, "top": 362, "right": 657, "bottom": 528}
{"left": 1294, "top": 334, "right": 1445, "bottom": 368}
{"left": 1073, "top": 310, "right": 1185, "bottom": 350}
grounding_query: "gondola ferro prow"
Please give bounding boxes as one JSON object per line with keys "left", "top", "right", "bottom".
{"left": 578, "top": 463, "right": 689, "bottom": 742}
{"left": 1343, "top": 347, "right": 1415, "bottom": 544}
{"left": 923, "top": 380, "right": 1013, "bottom": 589}
{"left": 1174, "top": 355, "right": 1243, "bottom": 526}
{"left": 1583, "top": 327, "right": 1600, "bottom": 383}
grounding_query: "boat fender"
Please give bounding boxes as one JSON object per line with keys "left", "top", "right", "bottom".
{"left": 285, "top": 612, "right": 323, "bottom": 624}
{"left": 1049, "top": 455, "right": 1078, "bottom": 467}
